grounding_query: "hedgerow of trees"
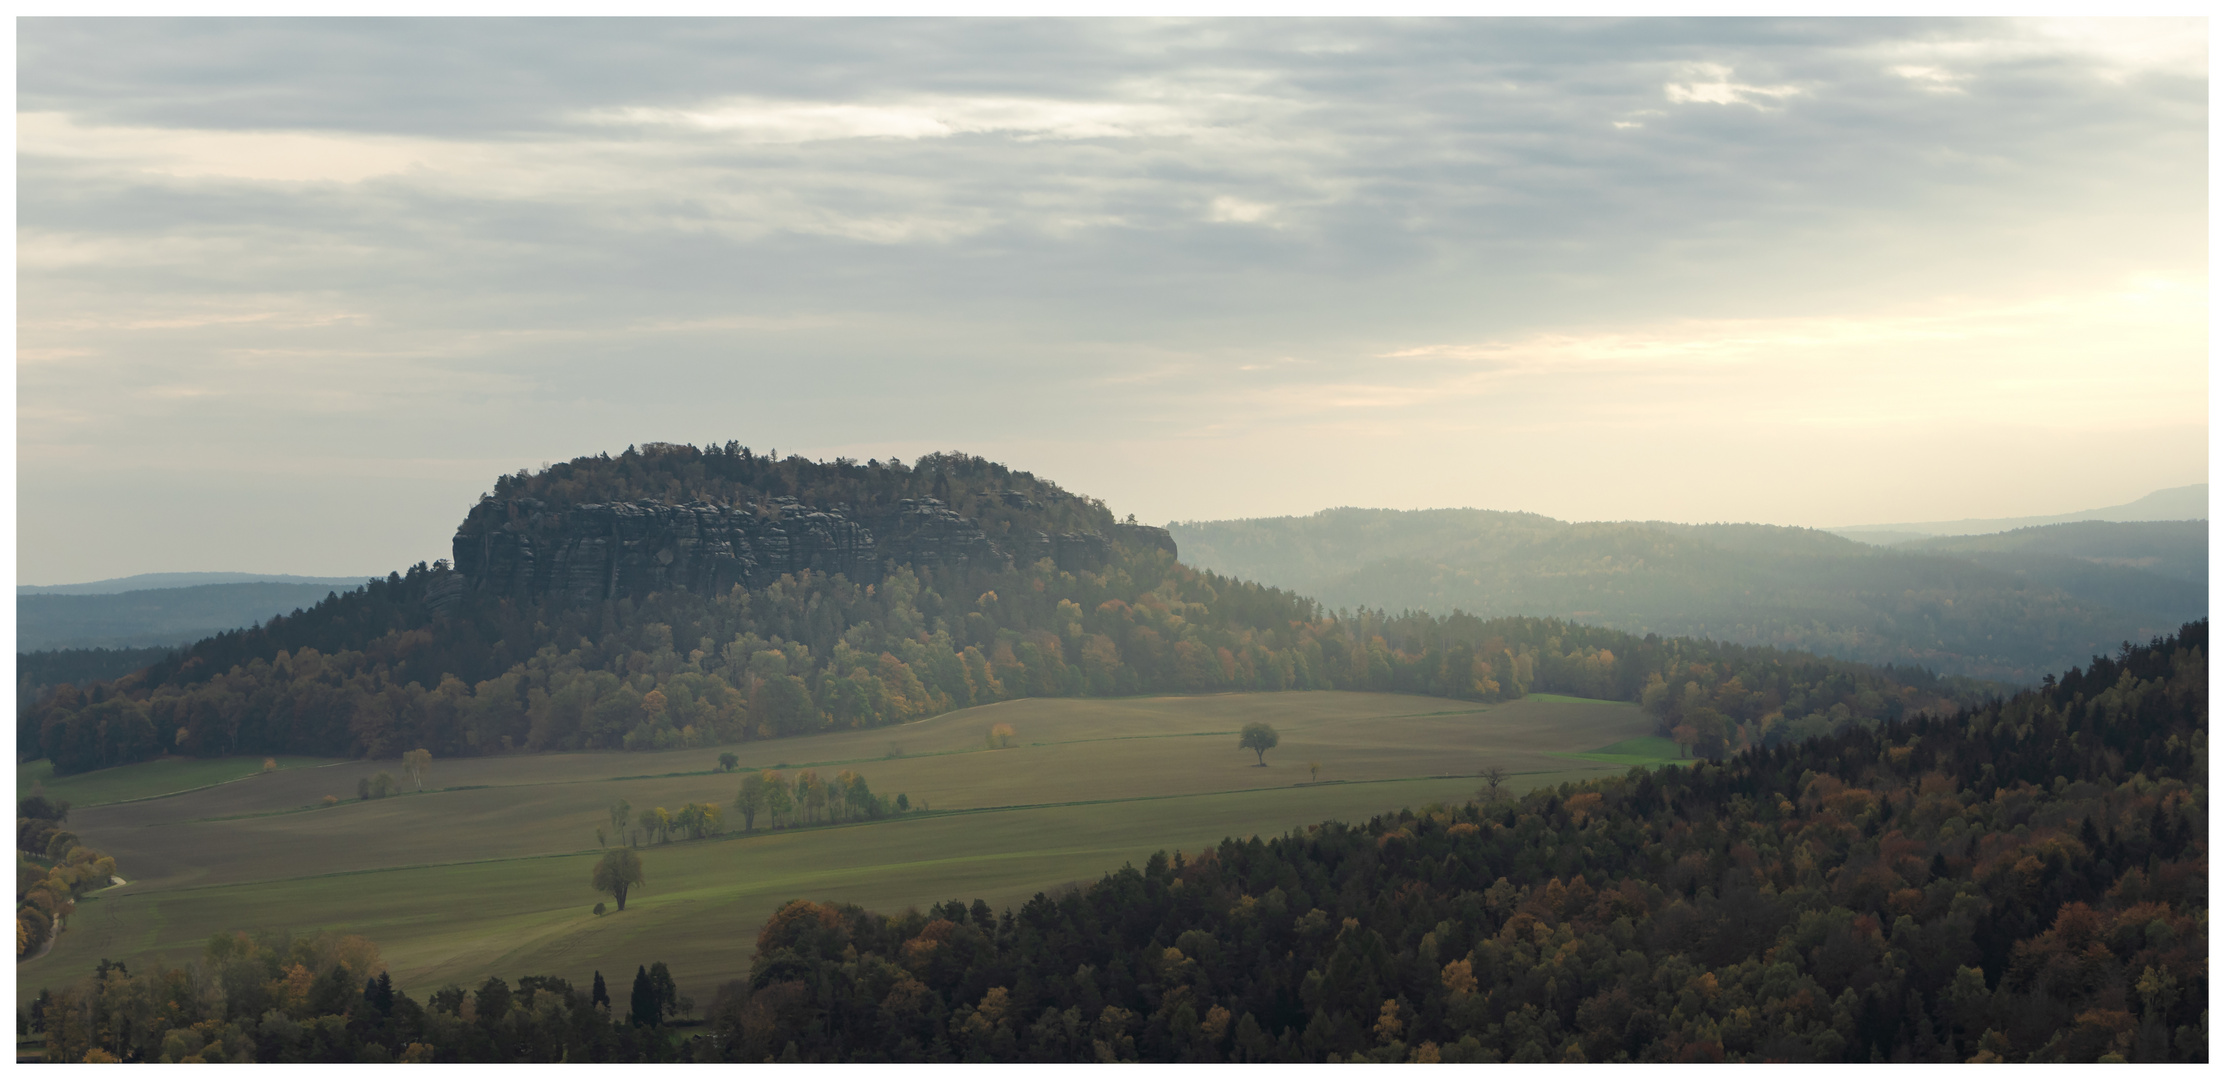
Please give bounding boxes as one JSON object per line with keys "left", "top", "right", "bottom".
{"left": 16, "top": 794, "right": 117, "bottom": 960}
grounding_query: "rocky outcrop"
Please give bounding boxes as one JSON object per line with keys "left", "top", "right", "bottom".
{"left": 452, "top": 495, "right": 1175, "bottom": 605}
{"left": 1114, "top": 522, "right": 1179, "bottom": 556}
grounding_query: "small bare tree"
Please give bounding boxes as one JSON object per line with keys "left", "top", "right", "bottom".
{"left": 1479, "top": 765, "right": 1510, "bottom": 803}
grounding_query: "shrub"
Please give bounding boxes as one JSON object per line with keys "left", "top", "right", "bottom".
{"left": 593, "top": 902, "right": 607, "bottom": 915}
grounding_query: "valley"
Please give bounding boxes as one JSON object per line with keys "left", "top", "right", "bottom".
{"left": 18, "top": 690, "right": 1660, "bottom": 1006}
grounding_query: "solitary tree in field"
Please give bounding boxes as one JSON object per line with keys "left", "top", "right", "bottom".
{"left": 989, "top": 723, "right": 1016, "bottom": 749}
{"left": 1308, "top": 761, "right": 1321, "bottom": 782}
{"left": 1240, "top": 722, "right": 1280, "bottom": 766}
{"left": 1479, "top": 764, "right": 1509, "bottom": 803}
{"left": 608, "top": 799, "right": 631, "bottom": 838}
{"left": 592, "top": 848, "right": 645, "bottom": 911}
{"left": 717, "top": 752, "right": 739, "bottom": 773}
{"left": 402, "top": 749, "right": 432, "bottom": 792}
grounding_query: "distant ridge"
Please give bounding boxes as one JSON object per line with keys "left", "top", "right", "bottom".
{"left": 1829, "top": 484, "right": 2207, "bottom": 544}
{"left": 18, "top": 572, "right": 374, "bottom": 596}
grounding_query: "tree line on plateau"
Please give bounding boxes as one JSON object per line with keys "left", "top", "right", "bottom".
{"left": 24, "top": 624, "right": 2204, "bottom": 1062}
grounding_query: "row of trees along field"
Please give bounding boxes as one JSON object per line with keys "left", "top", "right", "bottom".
{"left": 693, "top": 622, "right": 2208, "bottom": 1063}
{"left": 597, "top": 766, "right": 912, "bottom": 851}
{"left": 23, "top": 623, "right": 2203, "bottom": 1062}
{"left": 21, "top": 544, "right": 1990, "bottom": 774}
{"left": 16, "top": 794, "right": 118, "bottom": 960}
{"left": 27, "top": 931, "right": 699, "bottom": 1063}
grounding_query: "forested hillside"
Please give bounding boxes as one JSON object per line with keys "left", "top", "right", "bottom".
{"left": 699, "top": 623, "right": 2209, "bottom": 1063}
{"left": 22, "top": 625, "right": 2204, "bottom": 1063}
{"left": 1170, "top": 509, "right": 2203, "bottom": 682}
{"left": 22, "top": 448, "right": 1985, "bottom": 774}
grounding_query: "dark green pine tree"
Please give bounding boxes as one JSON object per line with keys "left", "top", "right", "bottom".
{"left": 630, "top": 965, "right": 657, "bottom": 1027}
{"left": 592, "top": 970, "right": 610, "bottom": 1011}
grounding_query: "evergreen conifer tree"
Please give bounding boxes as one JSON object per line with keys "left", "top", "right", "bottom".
{"left": 630, "top": 965, "right": 657, "bottom": 1027}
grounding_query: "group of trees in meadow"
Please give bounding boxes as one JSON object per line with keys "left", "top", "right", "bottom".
{"left": 691, "top": 623, "right": 2207, "bottom": 1063}
{"left": 593, "top": 767, "right": 911, "bottom": 856}
{"left": 733, "top": 767, "right": 909, "bottom": 831}
{"left": 26, "top": 930, "right": 696, "bottom": 1063}
{"left": 16, "top": 794, "right": 117, "bottom": 960}
{"left": 21, "top": 544, "right": 1986, "bottom": 776}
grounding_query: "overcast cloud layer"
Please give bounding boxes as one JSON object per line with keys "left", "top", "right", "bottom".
{"left": 16, "top": 17, "right": 2209, "bottom": 582}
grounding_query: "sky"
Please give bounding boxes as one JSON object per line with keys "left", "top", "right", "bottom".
{"left": 14, "top": 17, "right": 2210, "bottom": 583}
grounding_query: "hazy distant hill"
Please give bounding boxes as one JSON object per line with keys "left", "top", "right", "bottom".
{"left": 16, "top": 581, "right": 364, "bottom": 651}
{"left": 1169, "top": 509, "right": 2203, "bottom": 683}
{"left": 1829, "top": 483, "right": 2206, "bottom": 544}
{"left": 17, "top": 572, "right": 369, "bottom": 596}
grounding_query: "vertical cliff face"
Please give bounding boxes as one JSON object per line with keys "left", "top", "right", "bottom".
{"left": 452, "top": 495, "right": 1176, "bottom": 605}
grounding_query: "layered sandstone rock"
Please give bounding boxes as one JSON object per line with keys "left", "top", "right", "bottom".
{"left": 452, "top": 494, "right": 1172, "bottom": 605}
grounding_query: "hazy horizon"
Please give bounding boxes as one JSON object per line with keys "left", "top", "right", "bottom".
{"left": 15, "top": 477, "right": 2203, "bottom": 589}
{"left": 16, "top": 17, "right": 2208, "bottom": 582}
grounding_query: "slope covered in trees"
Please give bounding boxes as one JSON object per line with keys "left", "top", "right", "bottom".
{"left": 20, "top": 625, "right": 2204, "bottom": 1062}
{"left": 1170, "top": 509, "right": 2204, "bottom": 682}
{"left": 23, "top": 447, "right": 1986, "bottom": 774}
{"left": 698, "top": 623, "right": 2209, "bottom": 1063}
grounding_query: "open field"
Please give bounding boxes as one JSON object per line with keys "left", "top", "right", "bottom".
{"left": 21, "top": 691, "right": 1653, "bottom": 1004}
{"left": 1553, "top": 735, "right": 1688, "bottom": 768}
{"left": 17, "top": 755, "right": 350, "bottom": 809}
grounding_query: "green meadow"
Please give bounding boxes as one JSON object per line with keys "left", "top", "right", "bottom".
{"left": 22, "top": 691, "right": 1654, "bottom": 1005}
{"left": 17, "top": 755, "right": 349, "bottom": 809}
{"left": 1552, "top": 735, "right": 1689, "bottom": 768}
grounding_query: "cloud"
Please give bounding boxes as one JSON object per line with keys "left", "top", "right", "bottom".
{"left": 18, "top": 111, "right": 448, "bottom": 184}
{"left": 1662, "top": 62, "right": 1803, "bottom": 107}
{"left": 585, "top": 94, "right": 1207, "bottom": 144}
{"left": 12, "top": 17, "right": 2208, "bottom": 578}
